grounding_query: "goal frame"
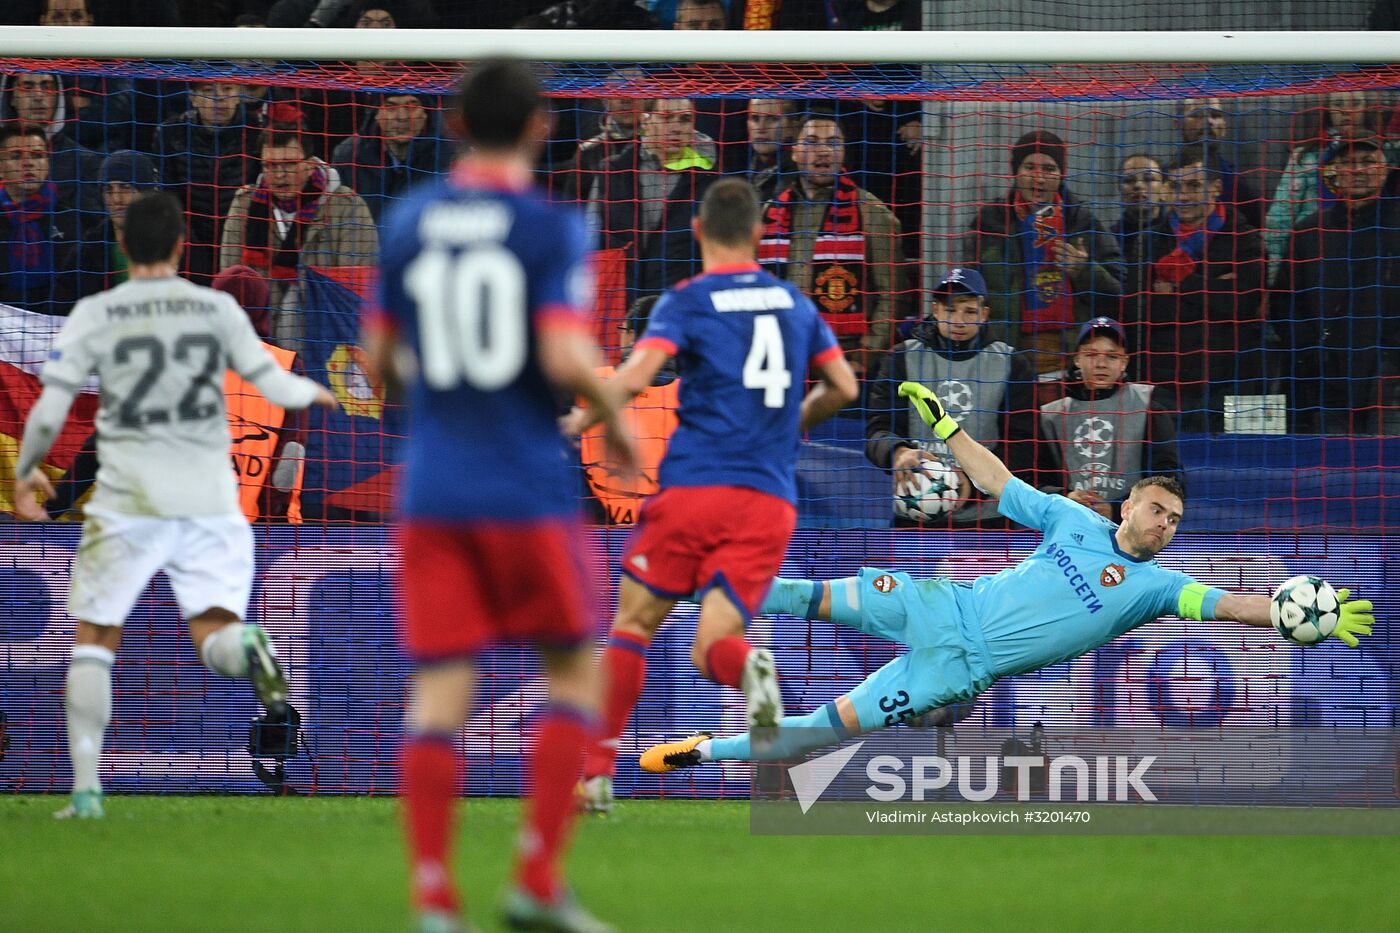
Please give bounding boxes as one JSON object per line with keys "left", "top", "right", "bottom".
{"left": 0, "top": 26, "right": 1397, "bottom": 64}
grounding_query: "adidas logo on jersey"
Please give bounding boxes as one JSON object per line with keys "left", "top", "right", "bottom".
{"left": 1071, "top": 533, "right": 1084, "bottom": 545}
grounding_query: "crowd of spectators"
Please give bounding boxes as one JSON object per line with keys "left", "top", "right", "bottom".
{"left": 2, "top": 0, "right": 1400, "bottom": 528}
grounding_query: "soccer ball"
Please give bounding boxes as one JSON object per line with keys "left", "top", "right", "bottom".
{"left": 893, "top": 460, "right": 961, "bottom": 522}
{"left": 1269, "top": 575, "right": 1340, "bottom": 646}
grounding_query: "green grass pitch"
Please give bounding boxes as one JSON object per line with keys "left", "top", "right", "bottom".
{"left": 5, "top": 794, "right": 1398, "bottom": 932}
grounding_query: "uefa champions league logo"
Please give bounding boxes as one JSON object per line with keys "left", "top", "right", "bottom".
{"left": 935, "top": 379, "right": 973, "bottom": 414}
{"left": 1072, "top": 416, "right": 1115, "bottom": 460}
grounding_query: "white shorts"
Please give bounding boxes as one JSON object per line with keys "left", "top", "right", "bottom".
{"left": 68, "top": 508, "right": 254, "bottom": 628}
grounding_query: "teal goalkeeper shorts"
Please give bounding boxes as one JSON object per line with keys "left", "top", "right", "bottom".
{"left": 842, "top": 568, "right": 995, "bottom": 732}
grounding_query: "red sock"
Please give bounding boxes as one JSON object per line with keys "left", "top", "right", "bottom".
{"left": 704, "top": 635, "right": 754, "bottom": 689}
{"left": 583, "top": 631, "right": 649, "bottom": 778}
{"left": 518, "top": 706, "right": 594, "bottom": 902}
{"left": 401, "top": 735, "right": 460, "bottom": 914}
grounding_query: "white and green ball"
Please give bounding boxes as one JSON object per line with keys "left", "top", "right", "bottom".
{"left": 893, "top": 460, "right": 960, "bottom": 522}
{"left": 1269, "top": 574, "right": 1339, "bottom": 646}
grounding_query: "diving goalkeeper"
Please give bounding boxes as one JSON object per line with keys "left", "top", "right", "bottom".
{"left": 640, "top": 382, "right": 1375, "bottom": 772}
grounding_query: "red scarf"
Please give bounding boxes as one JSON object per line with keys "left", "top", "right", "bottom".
{"left": 1153, "top": 203, "right": 1225, "bottom": 286}
{"left": 240, "top": 166, "right": 327, "bottom": 281}
{"left": 1014, "top": 192, "right": 1074, "bottom": 331}
{"left": 759, "top": 175, "right": 868, "bottom": 336}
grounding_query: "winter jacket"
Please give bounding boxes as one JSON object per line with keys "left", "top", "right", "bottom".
{"left": 588, "top": 136, "right": 720, "bottom": 296}
{"left": 963, "top": 189, "right": 1123, "bottom": 345}
{"left": 219, "top": 160, "right": 378, "bottom": 345}
{"left": 764, "top": 180, "right": 904, "bottom": 360}
{"left": 1199, "top": 148, "right": 1264, "bottom": 232}
{"left": 331, "top": 130, "right": 450, "bottom": 224}
{"left": 1133, "top": 206, "right": 1266, "bottom": 390}
{"left": 1264, "top": 138, "right": 1400, "bottom": 282}
{"left": 1273, "top": 195, "right": 1400, "bottom": 427}
{"left": 0, "top": 193, "right": 81, "bottom": 315}
{"left": 555, "top": 116, "right": 636, "bottom": 203}
{"left": 1113, "top": 206, "right": 1169, "bottom": 348}
{"left": 155, "top": 105, "right": 264, "bottom": 279}
{"left": 74, "top": 214, "right": 124, "bottom": 300}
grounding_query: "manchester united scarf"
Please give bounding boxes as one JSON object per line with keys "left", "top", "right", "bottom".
{"left": 759, "top": 175, "right": 869, "bottom": 336}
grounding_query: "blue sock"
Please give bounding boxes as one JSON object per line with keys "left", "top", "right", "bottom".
{"left": 705, "top": 702, "right": 850, "bottom": 762}
{"left": 758, "top": 579, "right": 821, "bottom": 618}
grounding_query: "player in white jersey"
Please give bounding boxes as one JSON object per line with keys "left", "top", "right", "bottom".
{"left": 12, "top": 191, "right": 336, "bottom": 819}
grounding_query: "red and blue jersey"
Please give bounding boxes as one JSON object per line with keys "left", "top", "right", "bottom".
{"left": 371, "top": 163, "right": 592, "bottom": 522}
{"left": 635, "top": 263, "right": 841, "bottom": 504}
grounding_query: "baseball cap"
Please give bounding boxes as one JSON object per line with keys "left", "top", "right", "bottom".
{"left": 1076, "top": 316, "right": 1126, "bottom": 347}
{"left": 933, "top": 267, "right": 988, "bottom": 299}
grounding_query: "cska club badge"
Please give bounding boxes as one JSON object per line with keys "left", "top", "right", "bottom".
{"left": 1100, "top": 564, "right": 1125, "bottom": 587}
{"left": 872, "top": 574, "right": 899, "bottom": 593}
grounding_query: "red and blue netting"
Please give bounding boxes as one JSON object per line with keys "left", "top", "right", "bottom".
{"left": 6, "top": 57, "right": 1400, "bottom": 101}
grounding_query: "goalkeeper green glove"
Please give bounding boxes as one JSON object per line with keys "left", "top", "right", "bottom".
{"left": 898, "top": 381, "right": 961, "bottom": 441}
{"left": 1331, "top": 588, "right": 1374, "bottom": 648}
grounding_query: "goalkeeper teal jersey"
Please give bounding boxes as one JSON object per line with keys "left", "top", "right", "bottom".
{"left": 970, "top": 477, "right": 1220, "bottom": 679}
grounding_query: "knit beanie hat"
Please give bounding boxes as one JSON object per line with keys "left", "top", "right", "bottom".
{"left": 213, "top": 264, "right": 273, "bottom": 339}
{"left": 1009, "top": 130, "right": 1067, "bottom": 175}
{"left": 99, "top": 150, "right": 160, "bottom": 189}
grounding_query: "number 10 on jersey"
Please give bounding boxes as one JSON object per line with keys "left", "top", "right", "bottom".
{"left": 406, "top": 246, "right": 528, "bottom": 392}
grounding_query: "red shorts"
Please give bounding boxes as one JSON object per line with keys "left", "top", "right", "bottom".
{"left": 397, "top": 519, "right": 594, "bottom": 662}
{"left": 622, "top": 486, "right": 797, "bottom": 617}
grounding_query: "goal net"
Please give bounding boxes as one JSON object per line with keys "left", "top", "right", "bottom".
{"left": 0, "top": 24, "right": 1394, "bottom": 800}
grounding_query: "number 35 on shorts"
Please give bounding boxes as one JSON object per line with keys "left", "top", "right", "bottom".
{"left": 879, "top": 690, "right": 916, "bottom": 727}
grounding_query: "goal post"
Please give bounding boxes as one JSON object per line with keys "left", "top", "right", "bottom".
{"left": 2, "top": 25, "right": 1400, "bottom": 63}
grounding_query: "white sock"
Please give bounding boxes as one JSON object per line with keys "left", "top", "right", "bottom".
{"left": 66, "top": 645, "right": 114, "bottom": 794}
{"left": 697, "top": 739, "right": 714, "bottom": 762}
{"left": 200, "top": 624, "right": 250, "bottom": 678}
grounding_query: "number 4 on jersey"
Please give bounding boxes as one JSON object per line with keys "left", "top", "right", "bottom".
{"left": 742, "top": 314, "right": 791, "bottom": 409}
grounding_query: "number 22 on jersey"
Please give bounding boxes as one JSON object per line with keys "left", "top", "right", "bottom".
{"left": 742, "top": 314, "right": 791, "bottom": 409}
{"left": 405, "top": 245, "right": 529, "bottom": 392}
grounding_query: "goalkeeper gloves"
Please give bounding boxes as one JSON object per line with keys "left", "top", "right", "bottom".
{"left": 898, "top": 381, "right": 961, "bottom": 441}
{"left": 1331, "top": 588, "right": 1374, "bottom": 648}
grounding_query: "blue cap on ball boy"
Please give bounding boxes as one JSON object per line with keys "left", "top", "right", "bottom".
{"left": 1076, "top": 316, "right": 1126, "bottom": 347}
{"left": 933, "top": 267, "right": 988, "bottom": 299}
